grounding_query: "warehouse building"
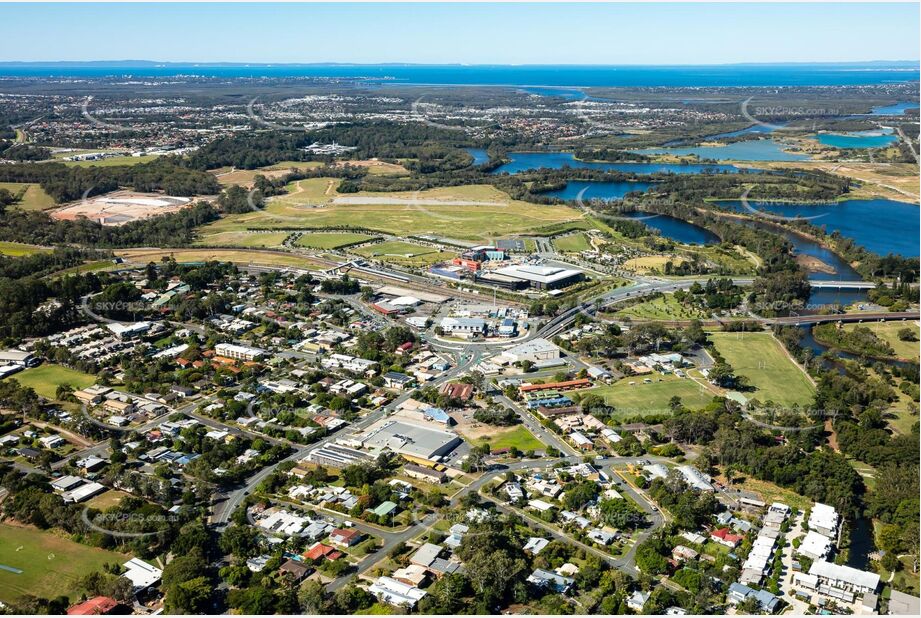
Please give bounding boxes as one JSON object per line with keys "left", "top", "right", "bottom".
{"left": 354, "top": 419, "right": 462, "bottom": 461}
{"left": 491, "top": 264, "right": 584, "bottom": 290}
{"left": 499, "top": 338, "right": 560, "bottom": 364}
{"left": 305, "top": 443, "right": 373, "bottom": 468}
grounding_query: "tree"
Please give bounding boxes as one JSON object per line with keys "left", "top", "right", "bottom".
{"left": 165, "top": 576, "right": 213, "bottom": 614}
{"left": 219, "top": 524, "right": 260, "bottom": 559}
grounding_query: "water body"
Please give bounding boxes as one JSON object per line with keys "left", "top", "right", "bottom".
{"left": 815, "top": 128, "right": 899, "bottom": 149}
{"left": 715, "top": 198, "right": 919, "bottom": 257}
{"left": 543, "top": 180, "right": 656, "bottom": 201}
{"left": 621, "top": 212, "right": 719, "bottom": 245}
{"left": 2, "top": 62, "right": 917, "bottom": 87}
{"left": 491, "top": 152, "right": 740, "bottom": 175}
{"left": 519, "top": 87, "right": 585, "bottom": 100}
{"left": 633, "top": 139, "right": 809, "bottom": 162}
{"left": 466, "top": 148, "right": 490, "bottom": 165}
{"left": 867, "top": 101, "right": 919, "bottom": 116}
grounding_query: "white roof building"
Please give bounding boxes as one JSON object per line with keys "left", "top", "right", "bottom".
{"left": 123, "top": 558, "right": 162, "bottom": 591}
{"left": 369, "top": 576, "right": 427, "bottom": 608}
{"left": 809, "top": 503, "right": 840, "bottom": 537}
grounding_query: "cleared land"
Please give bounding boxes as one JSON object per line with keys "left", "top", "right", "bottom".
{"left": 615, "top": 295, "right": 709, "bottom": 320}
{"left": 116, "top": 248, "right": 327, "bottom": 270}
{"left": 751, "top": 161, "right": 920, "bottom": 203}
{"left": 553, "top": 233, "right": 592, "bottom": 253}
{"left": 212, "top": 161, "right": 324, "bottom": 187}
{"left": 841, "top": 321, "right": 920, "bottom": 361}
{"left": 576, "top": 374, "right": 716, "bottom": 415}
{"left": 198, "top": 179, "right": 583, "bottom": 241}
{"left": 294, "top": 232, "right": 376, "bottom": 249}
{"left": 709, "top": 331, "right": 815, "bottom": 407}
{"left": 0, "top": 523, "right": 130, "bottom": 604}
{"left": 7, "top": 364, "right": 95, "bottom": 400}
{"left": 0, "top": 241, "right": 51, "bottom": 257}
{"left": 51, "top": 191, "right": 192, "bottom": 226}
{"left": 0, "top": 182, "right": 56, "bottom": 211}
{"left": 473, "top": 425, "right": 545, "bottom": 453}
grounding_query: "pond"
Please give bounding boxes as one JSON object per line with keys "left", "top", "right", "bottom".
{"left": 620, "top": 212, "right": 719, "bottom": 245}
{"left": 815, "top": 128, "right": 899, "bottom": 149}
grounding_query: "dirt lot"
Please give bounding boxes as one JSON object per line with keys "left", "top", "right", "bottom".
{"left": 50, "top": 191, "right": 193, "bottom": 226}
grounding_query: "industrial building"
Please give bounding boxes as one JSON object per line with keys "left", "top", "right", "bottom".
{"left": 305, "top": 443, "right": 373, "bottom": 468}
{"left": 351, "top": 419, "right": 462, "bottom": 461}
{"left": 499, "top": 338, "right": 560, "bottom": 364}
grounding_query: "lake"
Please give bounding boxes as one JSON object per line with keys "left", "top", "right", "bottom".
{"left": 633, "top": 138, "right": 809, "bottom": 162}
{"left": 621, "top": 212, "right": 719, "bottom": 245}
{"left": 815, "top": 128, "right": 899, "bottom": 149}
{"left": 466, "top": 148, "right": 490, "bottom": 165}
{"left": 490, "top": 152, "right": 740, "bottom": 175}
{"left": 867, "top": 101, "right": 919, "bottom": 116}
{"left": 715, "top": 198, "right": 919, "bottom": 257}
{"left": 543, "top": 180, "right": 657, "bottom": 201}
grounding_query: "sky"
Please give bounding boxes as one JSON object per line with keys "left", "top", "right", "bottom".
{"left": 0, "top": 2, "right": 918, "bottom": 65}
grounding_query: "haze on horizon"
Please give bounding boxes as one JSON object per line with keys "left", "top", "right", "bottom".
{"left": 0, "top": 2, "right": 918, "bottom": 65}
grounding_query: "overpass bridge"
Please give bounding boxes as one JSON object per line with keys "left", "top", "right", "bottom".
{"left": 808, "top": 280, "right": 876, "bottom": 290}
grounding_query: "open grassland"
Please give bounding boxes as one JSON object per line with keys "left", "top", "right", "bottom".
{"left": 576, "top": 374, "right": 716, "bottom": 415}
{"left": 294, "top": 232, "right": 376, "bottom": 249}
{"left": 0, "top": 241, "right": 51, "bottom": 257}
{"left": 750, "top": 161, "right": 920, "bottom": 203}
{"left": 212, "top": 161, "right": 324, "bottom": 187}
{"left": 0, "top": 523, "right": 130, "bottom": 605}
{"left": 473, "top": 425, "right": 545, "bottom": 453}
{"left": 7, "top": 364, "right": 95, "bottom": 400}
{"left": 553, "top": 232, "right": 592, "bottom": 253}
{"left": 841, "top": 321, "right": 920, "bottom": 361}
{"left": 116, "top": 247, "right": 327, "bottom": 271}
{"left": 709, "top": 331, "right": 815, "bottom": 407}
{"left": 623, "top": 255, "right": 685, "bottom": 273}
{"left": 0, "top": 182, "right": 56, "bottom": 211}
{"left": 615, "top": 294, "right": 709, "bottom": 320}
{"left": 194, "top": 231, "right": 291, "bottom": 249}
{"left": 198, "top": 179, "right": 584, "bottom": 241}
{"left": 353, "top": 241, "right": 456, "bottom": 266}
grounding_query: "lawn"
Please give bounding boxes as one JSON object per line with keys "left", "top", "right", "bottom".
{"left": 0, "top": 523, "right": 130, "bottom": 605}
{"left": 709, "top": 332, "right": 816, "bottom": 407}
{"left": 615, "top": 294, "right": 709, "bottom": 320}
{"left": 0, "top": 241, "right": 51, "bottom": 257}
{"left": 576, "top": 374, "right": 716, "bottom": 415}
{"left": 7, "top": 364, "right": 95, "bottom": 400}
{"left": 841, "top": 321, "right": 920, "bottom": 361}
{"left": 553, "top": 232, "right": 592, "bottom": 253}
{"left": 115, "top": 248, "right": 327, "bottom": 271}
{"left": 194, "top": 231, "right": 291, "bottom": 249}
{"left": 294, "top": 232, "right": 376, "bottom": 249}
{"left": 474, "top": 425, "right": 545, "bottom": 453}
{"left": 353, "top": 241, "right": 456, "bottom": 266}
{"left": 0, "top": 182, "right": 56, "bottom": 211}
{"left": 198, "top": 180, "right": 584, "bottom": 241}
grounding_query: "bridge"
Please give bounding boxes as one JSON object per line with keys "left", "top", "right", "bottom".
{"left": 767, "top": 311, "right": 919, "bottom": 326}
{"left": 808, "top": 280, "right": 877, "bottom": 290}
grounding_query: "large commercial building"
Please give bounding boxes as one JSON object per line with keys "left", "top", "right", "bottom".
{"left": 489, "top": 264, "right": 584, "bottom": 290}
{"left": 499, "top": 338, "right": 561, "bottom": 364}
{"left": 305, "top": 443, "right": 373, "bottom": 468}
{"left": 352, "top": 419, "right": 462, "bottom": 461}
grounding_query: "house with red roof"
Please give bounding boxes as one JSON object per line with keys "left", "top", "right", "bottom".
{"left": 66, "top": 596, "right": 121, "bottom": 615}
{"left": 303, "top": 541, "right": 343, "bottom": 562}
{"left": 710, "top": 527, "right": 744, "bottom": 548}
{"left": 329, "top": 527, "right": 364, "bottom": 548}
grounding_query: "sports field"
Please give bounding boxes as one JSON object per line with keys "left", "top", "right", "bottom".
{"left": 116, "top": 248, "right": 327, "bottom": 271}
{"left": 0, "top": 241, "right": 51, "bottom": 257}
{"left": 197, "top": 179, "right": 583, "bottom": 241}
{"left": 709, "top": 331, "right": 815, "bottom": 407}
{"left": 294, "top": 232, "right": 376, "bottom": 249}
{"left": 553, "top": 232, "right": 592, "bottom": 252}
{"left": 0, "top": 523, "right": 130, "bottom": 604}
{"left": 0, "top": 182, "right": 56, "bottom": 211}
{"left": 576, "top": 374, "right": 716, "bottom": 415}
{"left": 8, "top": 364, "right": 95, "bottom": 400}
{"left": 474, "top": 425, "right": 545, "bottom": 453}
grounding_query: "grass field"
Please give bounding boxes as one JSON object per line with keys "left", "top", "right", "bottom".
{"left": 198, "top": 179, "right": 584, "bottom": 241}
{"left": 0, "top": 182, "right": 56, "bottom": 211}
{"left": 709, "top": 331, "right": 815, "bottom": 407}
{"left": 213, "top": 161, "right": 324, "bottom": 187}
{"left": 623, "top": 255, "right": 685, "bottom": 273}
{"left": 7, "top": 364, "right": 95, "bottom": 400}
{"left": 0, "top": 523, "right": 130, "bottom": 604}
{"left": 615, "top": 294, "right": 709, "bottom": 320}
{"left": 0, "top": 241, "right": 51, "bottom": 257}
{"left": 576, "top": 374, "right": 716, "bottom": 415}
{"left": 353, "top": 241, "right": 456, "bottom": 266}
{"left": 474, "top": 425, "right": 545, "bottom": 453}
{"left": 58, "top": 154, "right": 161, "bottom": 167}
{"left": 294, "top": 232, "right": 376, "bottom": 249}
{"left": 841, "top": 321, "right": 920, "bottom": 361}
{"left": 553, "top": 232, "right": 592, "bottom": 253}
{"left": 116, "top": 248, "right": 327, "bottom": 271}
{"left": 194, "top": 231, "right": 291, "bottom": 248}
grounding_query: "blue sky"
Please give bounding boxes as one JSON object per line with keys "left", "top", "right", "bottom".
{"left": 0, "top": 2, "right": 918, "bottom": 64}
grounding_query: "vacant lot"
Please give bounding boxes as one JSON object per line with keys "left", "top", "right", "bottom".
{"left": 200, "top": 180, "right": 583, "bottom": 241}
{"left": 473, "top": 425, "right": 545, "bottom": 453}
{"left": 294, "top": 232, "right": 376, "bottom": 249}
{"left": 116, "top": 248, "right": 327, "bottom": 271}
{"left": 577, "top": 374, "right": 716, "bottom": 415}
{"left": 710, "top": 331, "right": 815, "bottom": 407}
{"left": 0, "top": 523, "right": 129, "bottom": 604}
{"left": 0, "top": 182, "right": 56, "bottom": 211}
{"left": 0, "top": 241, "right": 51, "bottom": 257}
{"left": 8, "top": 364, "right": 95, "bottom": 400}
